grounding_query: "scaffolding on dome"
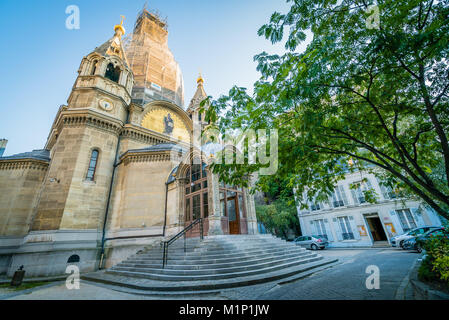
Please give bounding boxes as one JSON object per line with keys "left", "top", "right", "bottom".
{"left": 123, "top": 8, "right": 184, "bottom": 107}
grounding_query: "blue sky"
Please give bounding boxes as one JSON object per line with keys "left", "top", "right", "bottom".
{"left": 0, "top": 0, "right": 304, "bottom": 156}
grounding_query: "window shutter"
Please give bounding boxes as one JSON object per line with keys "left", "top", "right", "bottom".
{"left": 410, "top": 207, "right": 425, "bottom": 227}
{"left": 339, "top": 185, "right": 349, "bottom": 205}
{"left": 425, "top": 207, "right": 443, "bottom": 226}
{"left": 324, "top": 219, "right": 334, "bottom": 241}
{"left": 379, "top": 183, "right": 389, "bottom": 200}
{"left": 334, "top": 218, "right": 343, "bottom": 241}
{"left": 389, "top": 210, "right": 404, "bottom": 235}
{"left": 365, "top": 178, "right": 373, "bottom": 190}
{"left": 349, "top": 216, "right": 361, "bottom": 240}
{"left": 351, "top": 188, "right": 359, "bottom": 205}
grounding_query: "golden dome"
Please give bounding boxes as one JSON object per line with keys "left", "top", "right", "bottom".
{"left": 197, "top": 73, "right": 204, "bottom": 85}
{"left": 114, "top": 15, "right": 126, "bottom": 36}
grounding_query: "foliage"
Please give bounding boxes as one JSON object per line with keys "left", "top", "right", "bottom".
{"left": 203, "top": 0, "right": 449, "bottom": 219}
{"left": 256, "top": 198, "right": 300, "bottom": 238}
{"left": 421, "top": 228, "right": 449, "bottom": 283}
{"left": 418, "top": 256, "right": 438, "bottom": 282}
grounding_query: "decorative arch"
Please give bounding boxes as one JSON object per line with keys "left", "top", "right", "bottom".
{"left": 140, "top": 101, "right": 193, "bottom": 143}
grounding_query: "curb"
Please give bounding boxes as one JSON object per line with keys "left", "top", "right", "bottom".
{"left": 409, "top": 260, "right": 449, "bottom": 300}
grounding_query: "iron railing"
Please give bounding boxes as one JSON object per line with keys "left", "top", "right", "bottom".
{"left": 162, "top": 218, "right": 204, "bottom": 268}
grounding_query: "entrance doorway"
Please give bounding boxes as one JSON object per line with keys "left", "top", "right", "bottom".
{"left": 219, "top": 184, "right": 247, "bottom": 235}
{"left": 184, "top": 160, "right": 209, "bottom": 236}
{"left": 366, "top": 216, "right": 387, "bottom": 241}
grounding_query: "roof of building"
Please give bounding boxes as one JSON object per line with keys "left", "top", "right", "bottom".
{"left": 93, "top": 22, "right": 130, "bottom": 68}
{"left": 126, "top": 143, "right": 186, "bottom": 154}
{"left": 0, "top": 149, "right": 50, "bottom": 162}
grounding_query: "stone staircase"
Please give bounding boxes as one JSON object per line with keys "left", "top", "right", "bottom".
{"left": 83, "top": 234, "right": 337, "bottom": 292}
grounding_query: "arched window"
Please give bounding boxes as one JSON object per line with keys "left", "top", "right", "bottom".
{"left": 86, "top": 150, "right": 99, "bottom": 181}
{"left": 105, "top": 63, "right": 121, "bottom": 83}
{"left": 67, "top": 254, "right": 80, "bottom": 263}
{"left": 91, "top": 60, "right": 98, "bottom": 75}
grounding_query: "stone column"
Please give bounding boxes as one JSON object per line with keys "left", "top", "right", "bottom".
{"left": 207, "top": 168, "right": 224, "bottom": 236}
{"left": 245, "top": 174, "right": 259, "bottom": 235}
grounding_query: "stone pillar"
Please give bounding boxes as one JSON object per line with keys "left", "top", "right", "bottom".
{"left": 245, "top": 174, "right": 259, "bottom": 235}
{"left": 207, "top": 169, "right": 224, "bottom": 235}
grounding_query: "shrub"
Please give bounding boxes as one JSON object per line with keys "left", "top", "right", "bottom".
{"left": 421, "top": 227, "right": 449, "bottom": 283}
{"left": 418, "top": 257, "right": 438, "bottom": 282}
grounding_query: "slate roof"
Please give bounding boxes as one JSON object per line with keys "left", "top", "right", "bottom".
{"left": 0, "top": 149, "right": 50, "bottom": 162}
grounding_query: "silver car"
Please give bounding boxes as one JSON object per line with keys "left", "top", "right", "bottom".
{"left": 390, "top": 226, "right": 440, "bottom": 248}
{"left": 294, "top": 235, "right": 328, "bottom": 250}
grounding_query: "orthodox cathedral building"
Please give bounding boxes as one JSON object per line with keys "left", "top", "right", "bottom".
{"left": 0, "top": 9, "right": 258, "bottom": 277}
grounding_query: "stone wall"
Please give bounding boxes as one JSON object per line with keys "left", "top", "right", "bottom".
{"left": 0, "top": 161, "right": 48, "bottom": 236}
{"left": 107, "top": 155, "right": 176, "bottom": 231}
{"left": 32, "top": 122, "right": 119, "bottom": 231}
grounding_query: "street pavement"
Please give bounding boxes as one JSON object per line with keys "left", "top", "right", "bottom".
{"left": 1, "top": 248, "right": 419, "bottom": 300}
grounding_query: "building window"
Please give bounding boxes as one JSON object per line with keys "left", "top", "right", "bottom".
{"left": 86, "top": 150, "right": 99, "bottom": 181}
{"left": 105, "top": 63, "right": 121, "bottom": 83}
{"left": 310, "top": 202, "right": 321, "bottom": 211}
{"left": 377, "top": 179, "right": 397, "bottom": 200}
{"left": 350, "top": 179, "right": 374, "bottom": 205}
{"left": 332, "top": 185, "right": 348, "bottom": 208}
{"left": 396, "top": 209, "right": 417, "bottom": 232}
{"left": 91, "top": 60, "right": 98, "bottom": 75}
{"left": 313, "top": 219, "right": 328, "bottom": 239}
{"left": 338, "top": 216, "right": 354, "bottom": 240}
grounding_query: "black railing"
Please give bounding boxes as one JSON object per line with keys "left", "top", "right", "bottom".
{"left": 162, "top": 218, "right": 204, "bottom": 268}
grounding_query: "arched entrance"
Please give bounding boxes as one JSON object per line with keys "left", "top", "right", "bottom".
{"left": 180, "top": 156, "right": 249, "bottom": 236}
{"left": 184, "top": 159, "right": 209, "bottom": 235}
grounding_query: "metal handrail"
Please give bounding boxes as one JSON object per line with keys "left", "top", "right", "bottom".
{"left": 162, "top": 218, "right": 204, "bottom": 268}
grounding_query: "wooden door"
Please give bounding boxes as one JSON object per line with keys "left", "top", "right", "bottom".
{"left": 228, "top": 196, "right": 240, "bottom": 235}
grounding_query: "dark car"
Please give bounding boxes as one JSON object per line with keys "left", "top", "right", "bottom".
{"left": 403, "top": 227, "right": 448, "bottom": 252}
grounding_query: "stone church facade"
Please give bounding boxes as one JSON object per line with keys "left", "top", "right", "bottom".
{"left": 0, "top": 10, "right": 258, "bottom": 277}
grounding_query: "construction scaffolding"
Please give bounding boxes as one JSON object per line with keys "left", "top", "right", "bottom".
{"left": 124, "top": 8, "right": 184, "bottom": 107}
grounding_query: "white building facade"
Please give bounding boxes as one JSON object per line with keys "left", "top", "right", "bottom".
{"left": 296, "top": 171, "right": 444, "bottom": 247}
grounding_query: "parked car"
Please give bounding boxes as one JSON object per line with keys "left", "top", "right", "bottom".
{"left": 294, "top": 235, "right": 328, "bottom": 250}
{"left": 402, "top": 227, "right": 448, "bottom": 252}
{"left": 390, "top": 226, "right": 440, "bottom": 248}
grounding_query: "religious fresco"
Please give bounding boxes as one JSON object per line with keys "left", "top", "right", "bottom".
{"left": 140, "top": 107, "right": 190, "bottom": 143}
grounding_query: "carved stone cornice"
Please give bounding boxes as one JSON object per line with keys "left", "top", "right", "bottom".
{"left": 46, "top": 109, "right": 124, "bottom": 149}
{"left": 121, "top": 151, "right": 172, "bottom": 165}
{"left": 120, "top": 124, "right": 191, "bottom": 150}
{"left": 0, "top": 160, "right": 49, "bottom": 171}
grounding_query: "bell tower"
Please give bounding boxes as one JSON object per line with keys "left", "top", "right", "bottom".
{"left": 30, "top": 19, "right": 133, "bottom": 243}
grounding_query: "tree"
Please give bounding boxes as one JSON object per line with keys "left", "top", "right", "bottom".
{"left": 256, "top": 198, "right": 300, "bottom": 238}
{"left": 203, "top": 0, "right": 449, "bottom": 220}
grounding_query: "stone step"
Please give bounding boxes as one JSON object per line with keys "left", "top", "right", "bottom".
{"left": 107, "top": 255, "right": 324, "bottom": 281}
{"left": 136, "top": 245, "right": 305, "bottom": 260}
{"left": 83, "top": 258, "right": 337, "bottom": 292}
{"left": 120, "top": 250, "right": 313, "bottom": 270}
{"left": 125, "top": 247, "right": 309, "bottom": 266}
{"left": 112, "top": 252, "right": 319, "bottom": 276}
{"left": 83, "top": 234, "right": 337, "bottom": 292}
